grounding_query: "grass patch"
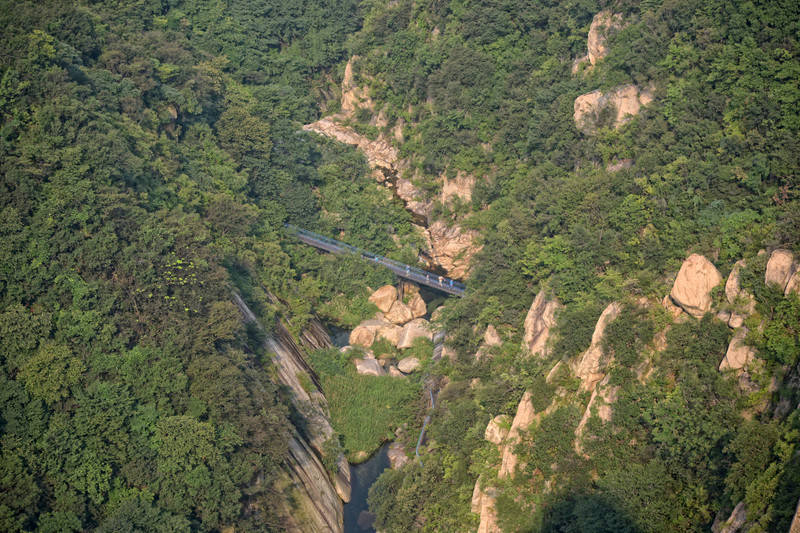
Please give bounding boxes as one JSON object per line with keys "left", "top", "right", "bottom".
{"left": 309, "top": 348, "right": 421, "bottom": 462}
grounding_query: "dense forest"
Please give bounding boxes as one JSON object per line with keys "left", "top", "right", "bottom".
{"left": 1, "top": 0, "right": 799, "bottom": 532}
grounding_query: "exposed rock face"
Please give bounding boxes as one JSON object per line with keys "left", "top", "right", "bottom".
{"left": 786, "top": 270, "right": 800, "bottom": 296}
{"left": 575, "top": 375, "right": 618, "bottom": 455}
{"left": 523, "top": 291, "right": 562, "bottom": 357}
{"left": 425, "top": 220, "right": 481, "bottom": 279}
{"left": 606, "top": 158, "right": 633, "bottom": 172}
{"left": 725, "top": 260, "right": 756, "bottom": 328}
{"left": 789, "top": 495, "right": 800, "bottom": 533}
{"left": 765, "top": 249, "right": 797, "bottom": 291}
{"left": 304, "top": 117, "right": 399, "bottom": 172}
{"left": 716, "top": 501, "right": 747, "bottom": 533}
{"left": 232, "top": 293, "right": 346, "bottom": 531}
{"left": 574, "top": 302, "right": 622, "bottom": 392}
{"left": 499, "top": 391, "right": 537, "bottom": 478}
{"left": 397, "top": 318, "right": 433, "bottom": 349}
{"left": 354, "top": 357, "right": 385, "bottom": 376}
{"left": 485, "top": 414, "right": 510, "bottom": 445}
{"left": 385, "top": 300, "right": 414, "bottom": 325}
{"left": 670, "top": 254, "right": 723, "bottom": 317}
{"left": 397, "top": 356, "right": 421, "bottom": 374}
{"left": 369, "top": 285, "right": 398, "bottom": 313}
{"left": 719, "top": 328, "right": 755, "bottom": 371}
{"left": 484, "top": 325, "right": 502, "bottom": 347}
{"left": 340, "top": 56, "right": 374, "bottom": 114}
{"left": 388, "top": 365, "right": 404, "bottom": 377}
{"left": 573, "top": 11, "right": 624, "bottom": 73}
{"left": 574, "top": 84, "right": 654, "bottom": 133}
{"left": 441, "top": 170, "right": 476, "bottom": 205}
{"left": 408, "top": 293, "right": 427, "bottom": 319}
{"left": 472, "top": 477, "right": 500, "bottom": 533}
{"left": 396, "top": 175, "right": 433, "bottom": 219}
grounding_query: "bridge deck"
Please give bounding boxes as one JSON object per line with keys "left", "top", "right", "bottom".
{"left": 286, "top": 225, "right": 466, "bottom": 296}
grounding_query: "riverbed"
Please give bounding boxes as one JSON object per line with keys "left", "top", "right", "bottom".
{"left": 343, "top": 443, "right": 391, "bottom": 533}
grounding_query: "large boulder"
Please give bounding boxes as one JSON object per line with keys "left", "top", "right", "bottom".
{"left": 523, "top": 292, "right": 562, "bottom": 357}
{"left": 397, "top": 318, "right": 433, "bottom": 349}
{"left": 574, "top": 302, "right": 622, "bottom": 391}
{"left": 719, "top": 328, "right": 755, "bottom": 371}
{"left": 484, "top": 415, "right": 510, "bottom": 446}
{"left": 385, "top": 300, "right": 414, "bottom": 325}
{"left": 765, "top": 249, "right": 797, "bottom": 291}
{"left": 670, "top": 254, "right": 723, "bottom": 317}
{"left": 369, "top": 285, "right": 398, "bottom": 313}
{"left": 397, "top": 357, "right": 421, "bottom": 374}
{"left": 354, "top": 357, "right": 385, "bottom": 377}
{"left": 349, "top": 319, "right": 392, "bottom": 347}
{"left": 408, "top": 293, "right": 427, "bottom": 319}
{"left": 499, "top": 391, "right": 537, "bottom": 478}
{"left": 375, "top": 323, "right": 402, "bottom": 346}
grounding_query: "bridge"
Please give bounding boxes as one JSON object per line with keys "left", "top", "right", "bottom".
{"left": 285, "top": 225, "right": 466, "bottom": 297}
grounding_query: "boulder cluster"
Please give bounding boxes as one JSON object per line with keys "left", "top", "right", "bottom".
{"left": 346, "top": 283, "right": 433, "bottom": 377}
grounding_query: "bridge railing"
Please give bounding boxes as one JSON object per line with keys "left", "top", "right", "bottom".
{"left": 285, "top": 224, "right": 466, "bottom": 296}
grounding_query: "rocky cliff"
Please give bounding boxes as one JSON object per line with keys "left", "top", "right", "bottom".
{"left": 233, "top": 294, "right": 349, "bottom": 533}
{"left": 303, "top": 57, "right": 482, "bottom": 279}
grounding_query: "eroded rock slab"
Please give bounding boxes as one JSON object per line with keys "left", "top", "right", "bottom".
{"left": 574, "top": 302, "right": 622, "bottom": 392}
{"left": 369, "top": 285, "right": 398, "bottom": 313}
{"left": 523, "top": 291, "right": 562, "bottom": 357}
{"left": 765, "top": 249, "right": 797, "bottom": 292}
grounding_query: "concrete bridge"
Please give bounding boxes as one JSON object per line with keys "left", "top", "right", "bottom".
{"left": 285, "top": 225, "right": 466, "bottom": 297}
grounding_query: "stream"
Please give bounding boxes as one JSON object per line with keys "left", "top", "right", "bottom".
{"left": 343, "top": 443, "right": 391, "bottom": 533}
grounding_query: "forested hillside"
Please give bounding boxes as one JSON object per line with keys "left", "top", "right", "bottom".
{"left": 2, "top": 0, "right": 800, "bottom": 532}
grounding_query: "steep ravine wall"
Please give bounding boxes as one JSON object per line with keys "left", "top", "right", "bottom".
{"left": 232, "top": 293, "right": 349, "bottom": 533}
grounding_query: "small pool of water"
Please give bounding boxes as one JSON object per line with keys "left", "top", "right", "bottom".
{"left": 343, "top": 443, "right": 391, "bottom": 533}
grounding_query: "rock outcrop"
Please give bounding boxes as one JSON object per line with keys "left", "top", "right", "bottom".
{"left": 441, "top": 171, "right": 476, "bottom": 205}
{"left": 485, "top": 414, "right": 510, "bottom": 445}
{"left": 472, "top": 478, "right": 500, "bottom": 533}
{"left": 719, "top": 328, "right": 755, "bottom": 371}
{"left": 572, "top": 11, "right": 624, "bottom": 73}
{"left": 715, "top": 501, "right": 747, "bottom": 533}
{"left": 573, "top": 302, "right": 622, "bottom": 392}
{"left": 765, "top": 249, "right": 797, "bottom": 292}
{"left": 376, "top": 323, "right": 403, "bottom": 346}
{"left": 725, "top": 260, "right": 756, "bottom": 328}
{"left": 574, "top": 84, "right": 654, "bottom": 133}
{"left": 232, "top": 293, "right": 348, "bottom": 531}
{"left": 789, "top": 495, "right": 800, "bottom": 533}
{"left": 523, "top": 291, "right": 562, "bottom": 357}
{"left": 499, "top": 391, "right": 537, "bottom": 478}
{"left": 786, "top": 270, "right": 800, "bottom": 296}
{"left": 397, "top": 318, "right": 433, "bottom": 349}
{"left": 575, "top": 375, "right": 618, "bottom": 455}
{"left": 369, "top": 285, "right": 398, "bottom": 313}
{"left": 425, "top": 220, "right": 481, "bottom": 279}
{"left": 669, "top": 254, "right": 723, "bottom": 317}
